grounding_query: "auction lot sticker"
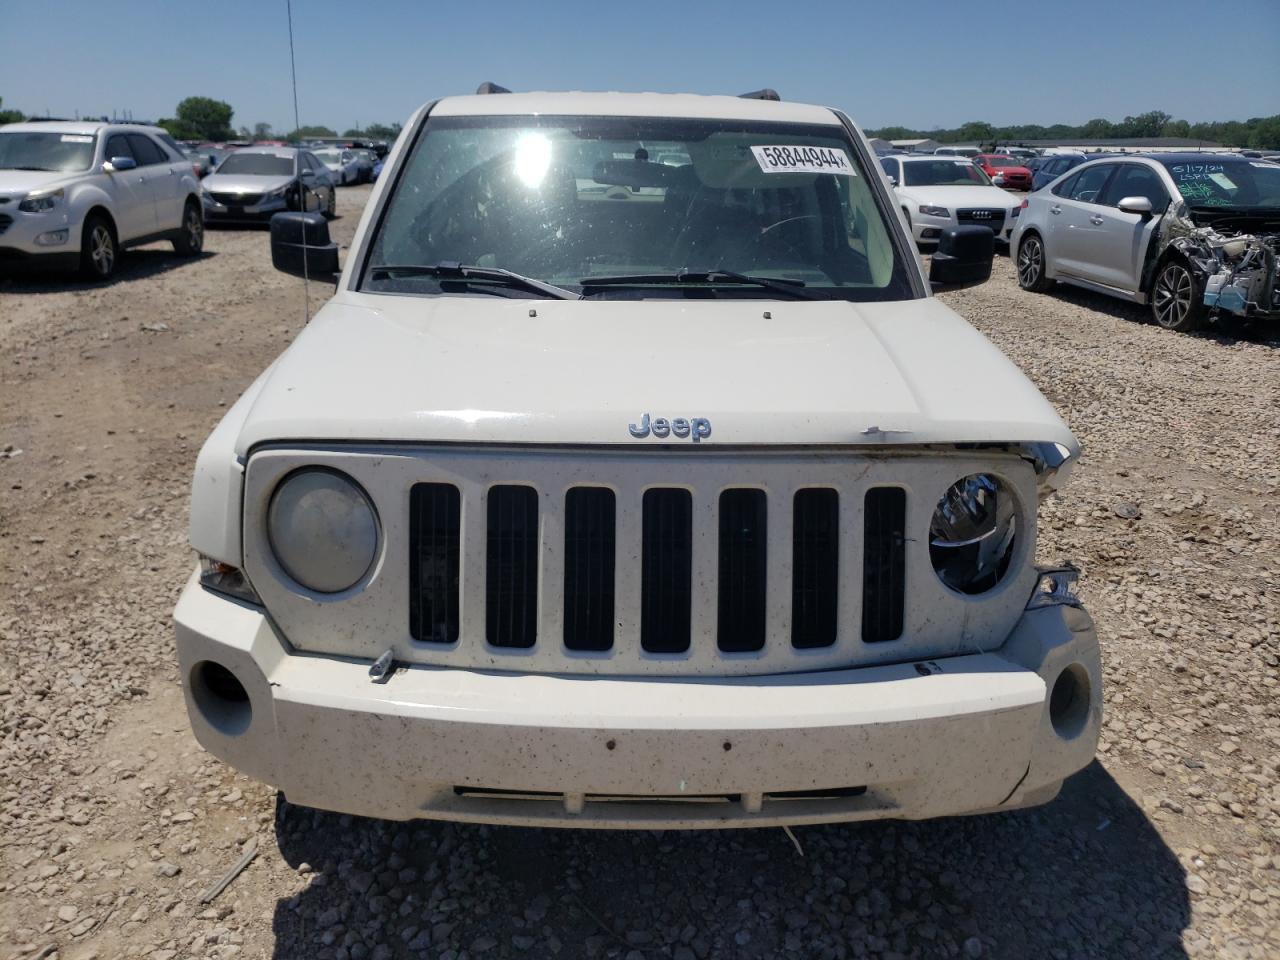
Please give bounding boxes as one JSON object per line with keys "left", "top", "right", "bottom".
{"left": 751, "top": 145, "right": 856, "bottom": 176}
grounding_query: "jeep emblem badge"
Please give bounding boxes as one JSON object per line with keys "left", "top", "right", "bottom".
{"left": 628, "top": 413, "right": 712, "bottom": 442}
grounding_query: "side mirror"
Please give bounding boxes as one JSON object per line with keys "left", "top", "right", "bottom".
{"left": 270, "top": 212, "right": 340, "bottom": 282}
{"left": 1117, "top": 196, "right": 1153, "bottom": 217}
{"left": 104, "top": 156, "right": 138, "bottom": 172}
{"left": 929, "top": 225, "right": 994, "bottom": 289}
{"left": 888, "top": 175, "right": 898, "bottom": 187}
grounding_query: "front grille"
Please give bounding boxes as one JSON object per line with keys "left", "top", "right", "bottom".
{"left": 957, "top": 209, "right": 1006, "bottom": 233}
{"left": 406, "top": 479, "right": 914, "bottom": 658}
{"left": 641, "top": 489, "right": 693, "bottom": 653}
{"left": 486, "top": 486, "right": 539, "bottom": 648}
{"left": 862, "top": 487, "right": 907, "bottom": 643}
{"left": 209, "top": 191, "right": 262, "bottom": 207}
{"left": 0, "top": 213, "right": 12, "bottom": 235}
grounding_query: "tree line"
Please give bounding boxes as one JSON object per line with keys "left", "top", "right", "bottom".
{"left": 6, "top": 95, "right": 1277, "bottom": 151}
{"left": 0, "top": 95, "right": 401, "bottom": 144}
{"left": 866, "top": 110, "right": 1280, "bottom": 150}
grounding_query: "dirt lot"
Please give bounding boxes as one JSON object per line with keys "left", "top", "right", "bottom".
{"left": 2, "top": 184, "right": 1278, "bottom": 960}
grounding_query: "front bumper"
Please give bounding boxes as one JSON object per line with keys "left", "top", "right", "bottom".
{"left": 0, "top": 204, "right": 80, "bottom": 259}
{"left": 202, "top": 195, "right": 289, "bottom": 221}
{"left": 174, "top": 569, "right": 1102, "bottom": 828}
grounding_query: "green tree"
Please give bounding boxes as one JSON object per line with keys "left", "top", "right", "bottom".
{"left": 1247, "top": 116, "right": 1280, "bottom": 150}
{"left": 1161, "top": 118, "right": 1191, "bottom": 138}
{"left": 253, "top": 122, "right": 273, "bottom": 141}
{"left": 956, "top": 121, "right": 994, "bottom": 145}
{"left": 170, "top": 96, "right": 236, "bottom": 141}
{"left": 1079, "top": 117, "right": 1115, "bottom": 139}
{"left": 285, "top": 125, "right": 338, "bottom": 142}
{"left": 0, "top": 97, "right": 23, "bottom": 124}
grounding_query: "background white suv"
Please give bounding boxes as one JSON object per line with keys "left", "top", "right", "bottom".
{"left": 882, "top": 154, "right": 1022, "bottom": 250}
{"left": 0, "top": 120, "right": 203, "bottom": 280}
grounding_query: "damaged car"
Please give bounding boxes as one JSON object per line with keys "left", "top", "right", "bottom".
{"left": 1012, "top": 153, "right": 1280, "bottom": 332}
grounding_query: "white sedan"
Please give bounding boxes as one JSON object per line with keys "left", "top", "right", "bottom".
{"left": 312, "top": 147, "right": 360, "bottom": 186}
{"left": 880, "top": 155, "right": 1023, "bottom": 250}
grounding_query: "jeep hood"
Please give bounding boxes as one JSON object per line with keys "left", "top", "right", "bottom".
{"left": 234, "top": 295, "right": 1077, "bottom": 452}
{"left": 235, "top": 295, "right": 1075, "bottom": 453}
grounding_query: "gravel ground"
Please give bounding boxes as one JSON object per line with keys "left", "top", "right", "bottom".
{"left": 1, "top": 184, "right": 1277, "bottom": 960}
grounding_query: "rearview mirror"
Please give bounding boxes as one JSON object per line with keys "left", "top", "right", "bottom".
{"left": 270, "top": 212, "right": 340, "bottom": 282}
{"left": 929, "top": 225, "right": 994, "bottom": 289}
{"left": 104, "top": 156, "right": 137, "bottom": 172}
{"left": 1117, "top": 196, "right": 1153, "bottom": 216}
{"left": 591, "top": 159, "right": 675, "bottom": 189}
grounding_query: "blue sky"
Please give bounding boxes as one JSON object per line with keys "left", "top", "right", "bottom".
{"left": 4, "top": 0, "right": 1279, "bottom": 133}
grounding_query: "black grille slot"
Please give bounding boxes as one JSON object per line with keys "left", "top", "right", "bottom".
{"left": 717, "top": 489, "right": 767, "bottom": 652}
{"left": 862, "top": 487, "right": 906, "bottom": 643}
{"left": 564, "top": 487, "right": 616, "bottom": 651}
{"left": 641, "top": 488, "right": 693, "bottom": 653}
{"left": 792, "top": 488, "right": 839, "bottom": 648}
{"left": 486, "top": 485, "right": 539, "bottom": 648}
{"left": 408, "top": 483, "right": 461, "bottom": 644}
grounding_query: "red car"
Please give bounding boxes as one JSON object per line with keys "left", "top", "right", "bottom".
{"left": 975, "top": 154, "right": 1033, "bottom": 190}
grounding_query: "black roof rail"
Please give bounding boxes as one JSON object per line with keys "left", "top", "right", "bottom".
{"left": 476, "top": 82, "right": 512, "bottom": 95}
{"left": 739, "top": 89, "right": 780, "bottom": 102}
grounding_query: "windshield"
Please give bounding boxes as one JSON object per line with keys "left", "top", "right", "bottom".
{"left": 984, "top": 156, "right": 1020, "bottom": 168}
{"left": 1162, "top": 159, "right": 1280, "bottom": 209}
{"left": 902, "top": 159, "right": 991, "bottom": 187}
{"left": 363, "top": 114, "right": 913, "bottom": 301}
{"left": 314, "top": 150, "right": 343, "bottom": 163}
{"left": 213, "top": 152, "right": 295, "bottom": 176}
{"left": 0, "top": 131, "right": 97, "bottom": 172}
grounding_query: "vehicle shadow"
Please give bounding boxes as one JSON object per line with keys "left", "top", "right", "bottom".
{"left": 1048, "top": 284, "right": 1280, "bottom": 348}
{"left": 0, "top": 247, "right": 217, "bottom": 294}
{"left": 269, "top": 761, "right": 1190, "bottom": 959}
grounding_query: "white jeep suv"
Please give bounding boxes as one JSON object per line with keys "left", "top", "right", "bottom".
{"left": 175, "top": 89, "right": 1102, "bottom": 829}
{"left": 0, "top": 120, "right": 203, "bottom": 279}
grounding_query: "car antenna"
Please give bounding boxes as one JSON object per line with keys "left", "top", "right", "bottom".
{"left": 285, "top": 0, "right": 309, "bottom": 322}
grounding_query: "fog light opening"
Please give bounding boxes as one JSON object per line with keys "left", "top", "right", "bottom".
{"left": 1049, "top": 663, "right": 1090, "bottom": 740}
{"left": 190, "top": 660, "right": 252, "bottom": 736}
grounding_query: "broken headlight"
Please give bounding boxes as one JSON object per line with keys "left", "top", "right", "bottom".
{"left": 930, "top": 474, "right": 1018, "bottom": 595}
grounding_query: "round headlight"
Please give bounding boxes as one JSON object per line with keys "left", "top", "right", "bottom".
{"left": 930, "top": 473, "right": 1018, "bottom": 595}
{"left": 267, "top": 469, "right": 378, "bottom": 593}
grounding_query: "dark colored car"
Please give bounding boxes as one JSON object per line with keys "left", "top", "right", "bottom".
{"left": 1029, "top": 153, "right": 1122, "bottom": 191}
{"left": 975, "top": 154, "right": 1033, "bottom": 191}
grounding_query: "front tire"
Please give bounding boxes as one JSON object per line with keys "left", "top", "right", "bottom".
{"left": 171, "top": 200, "right": 204, "bottom": 257}
{"left": 323, "top": 186, "right": 337, "bottom": 220}
{"left": 1151, "top": 259, "right": 1205, "bottom": 332}
{"left": 1017, "top": 233, "right": 1054, "bottom": 292}
{"left": 79, "top": 214, "right": 117, "bottom": 281}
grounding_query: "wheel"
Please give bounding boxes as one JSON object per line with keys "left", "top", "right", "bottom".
{"left": 1016, "top": 233, "right": 1054, "bottom": 292}
{"left": 1151, "top": 259, "right": 1205, "bottom": 332}
{"left": 323, "top": 186, "right": 337, "bottom": 220}
{"left": 171, "top": 199, "right": 204, "bottom": 257}
{"left": 79, "top": 214, "right": 117, "bottom": 280}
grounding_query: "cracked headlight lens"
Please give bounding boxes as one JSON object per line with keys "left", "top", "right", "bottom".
{"left": 930, "top": 474, "right": 1018, "bottom": 594}
{"left": 268, "top": 469, "right": 378, "bottom": 593}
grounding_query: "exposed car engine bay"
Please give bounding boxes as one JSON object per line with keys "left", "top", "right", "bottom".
{"left": 1166, "top": 209, "right": 1280, "bottom": 321}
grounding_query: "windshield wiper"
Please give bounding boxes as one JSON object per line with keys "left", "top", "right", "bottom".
{"left": 3, "top": 166, "right": 56, "bottom": 172}
{"left": 368, "top": 261, "right": 580, "bottom": 300}
{"left": 579, "top": 268, "right": 826, "bottom": 300}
